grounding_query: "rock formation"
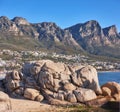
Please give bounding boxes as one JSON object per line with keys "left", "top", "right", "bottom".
{"left": 101, "top": 82, "right": 120, "bottom": 101}
{"left": 0, "top": 59, "right": 120, "bottom": 108}
{"left": 2, "top": 60, "right": 102, "bottom": 105}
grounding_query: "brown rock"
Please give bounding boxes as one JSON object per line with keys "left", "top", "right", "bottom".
{"left": 6, "top": 79, "right": 22, "bottom": 92}
{"left": 63, "top": 83, "right": 76, "bottom": 91}
{"left": 71, "top": 65, "right": 102, "bottom": 95}
{"left": 67, "top": 93, "right": 77, "bottom": 103}
{"left": 74, "top": 88, "right": 97, "bottom": 103}
{"left": 85, "top": 96, "right": 111, "bottom": 107}
{"left": 35, "top": 95, "right": 44, "bottom": 102}
{"left": 53, "top": 79, "right": 61, "bottom": 92}
{"left": 101, "top": 87, "right": 111, "bottom": 96}
{"left": 113, "top": 93, "right": 120, "bottom": 101}
{"left": 101, "top": 82, "right": 120, "bottom": 95}
{"left": 53, "top": 92, "right": 64, "bottom": 101}
{"left": 39, "top": 70, "right": 54, "bottom": 90}
{"left": 14, "top": 87, "right": 24, "bottom": 95}
{"left": 11, "top": 70, "right": 20, "bottom": 80}
{"left": 24, "top": 88, "right": 40, "bottom": 100}
{"left": 30, "top": 61, "right": 43, "bottom": 76}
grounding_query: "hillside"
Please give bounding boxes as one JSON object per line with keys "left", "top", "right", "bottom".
{"left": 66, "top": 20, "right": 120, "bottom": 58}
{"left": 0, "top": 16, "right": 120, "bottom": 58}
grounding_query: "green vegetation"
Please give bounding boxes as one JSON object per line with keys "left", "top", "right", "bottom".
{"left": 0, "top": 35, "right": 43, "bottom": 51}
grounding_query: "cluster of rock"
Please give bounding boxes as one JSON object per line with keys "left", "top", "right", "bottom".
{"left": 1, "top": 60, "right": 101, "bottom": 103}
{"left": 0, "top": 60, "right": 120, "bottom": 108}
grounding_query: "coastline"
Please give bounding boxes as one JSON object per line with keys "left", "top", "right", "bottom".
{"left": 98, "top": 69, "right": 120, "bottom": 73}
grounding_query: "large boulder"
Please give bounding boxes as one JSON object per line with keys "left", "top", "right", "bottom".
{"left": 101, "top": 82, "right": 120, "bottom": 101}
{"left": 73, "top": 88, "right": 97, "bottom": 103}
{"left": 24, "top": 88, "right": 44, "bottom": 102}
{"left": 38, "top": 60, "right": 71, "bottom": 92}
{"left": 71, "top": 65, "right": 102, "bottom": 95}
{"left": 0, "top": 91, "right": 12, "bottom": 112}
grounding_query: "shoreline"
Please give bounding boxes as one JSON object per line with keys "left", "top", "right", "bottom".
{"left": 98, "top": 70, "right": 120, "bottom": 73}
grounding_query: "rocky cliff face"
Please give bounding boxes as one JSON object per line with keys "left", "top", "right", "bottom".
{"left": 103, "top": 25, "right": 120, "bottom": 45}
{"left": 0, "top": 16, "right": 19, "bottom": 35}
{"left": 0, "top": 16, "right": 81, "bottom": 52}
{"left": 66, "top": 20, "right": 104, "bottom": 49}
{"left": 66, "top": 20, "right": 120, "bottom": 57}
{"left": 33, "top": 22, "right": 80, "bottom": 48}
{"left": 0, "top": 16, "right": 120, "bottom": 58}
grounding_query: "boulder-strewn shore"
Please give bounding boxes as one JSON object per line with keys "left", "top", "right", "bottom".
{"left": 0, "top": 60, "right": 120, "bottom": 112}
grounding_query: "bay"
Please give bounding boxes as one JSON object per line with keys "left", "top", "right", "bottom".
{"left": 98, "top": 72, "right": 120, "bottom": 86}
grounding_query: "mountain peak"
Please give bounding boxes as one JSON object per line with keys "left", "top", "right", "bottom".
{"left": 0, "top": 16, "right": 9, "bottom": 20}
{"left": 0, "top": 16, "right": 10, "bottom": 23}
{"left": 103, "top": 25, "right": 118, "bottom": 37}
{"left": 12, "top": 17, "right": 30, "bottom": 25}
{"left": 86, "top": 20, "right": 99, "bottom": 24}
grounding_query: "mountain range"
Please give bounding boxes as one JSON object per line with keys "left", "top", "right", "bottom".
{"left": 0, "top": 16, "right": 120, "bottom": 58}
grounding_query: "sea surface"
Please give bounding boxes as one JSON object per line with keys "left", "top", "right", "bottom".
{"left": 98, "top": 71, "right": 120, "bottom": 85}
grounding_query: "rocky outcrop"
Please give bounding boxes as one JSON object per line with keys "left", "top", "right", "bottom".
{"left": 0, "top": 16, "right": 19, "bottom": 35}
{"left": 103, "top": 25, "right": 118, "bottom": 37}
{"left": 1, "top": 59, "right": 120, "bottom": 109}
{"left": 0, "top": 91, "right": 12, "bottom": 112}
{"left": 12, "top": 17, "right": 30, "bottom": 26}
{"left": 33, "top": 22, "right": 80, "bottom": 49}
{"left": 4, "top": 70, "right": 24, "bottom": 96}
{"left": 86, "top": 81, "right": 120, "bottom": 108}
{"left": 71, "top": 65, "right": 102, "bottom": 95}
{"left": 3, "top": 60, "right": 102, "bottom": 105}
{"left": 101, "top": 82, "right": 120, "bottom": 101}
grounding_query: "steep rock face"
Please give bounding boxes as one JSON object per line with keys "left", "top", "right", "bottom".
{"left": 66, "top": 20, "right": 104, "bottom": 50}
{"left": 103, "top": 25, "right": 118, "bottom": 37}
{"left": 0, "top": 16, "right": 81, "bottom": 52}
{"left": 33, "top": 22, "right": 80, "bottom": 49}
{"left": 103, "top": 25, "right": 120, "bottom": 45}
{"left": 66, "top": 20, "right": 120, "bottom": 56}
{"left": 0, "top": 16, "right": 39, "bottom": 38}
{"left": 12, "top": 17, "right": 39, "bottom": 38}
{"left": 12, "top": 17, "right": 30, "bottom": 25}
{"left": 0, "top": 16, "right": 19, "bottom": 35}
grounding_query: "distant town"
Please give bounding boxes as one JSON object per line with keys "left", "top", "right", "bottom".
{"left": 0, "top": 49, "right": 120, "bottom": 78}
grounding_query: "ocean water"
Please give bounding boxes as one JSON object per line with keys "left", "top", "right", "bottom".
{"left": 98, "top": 72, "right": 120, "bottom": 86}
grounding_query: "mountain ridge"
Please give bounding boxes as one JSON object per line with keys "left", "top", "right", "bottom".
{"left": 0, "top": 16, "right": 120, "bottom": 58}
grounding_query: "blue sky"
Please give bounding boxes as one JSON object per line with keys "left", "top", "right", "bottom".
{"left": 0, "top": 0, "right": 120, "bottom": 31}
